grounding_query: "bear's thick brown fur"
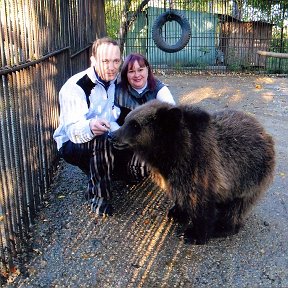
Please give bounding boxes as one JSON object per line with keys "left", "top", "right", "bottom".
{"left": 110, "top": 100, "right": 276, "bottom": 244}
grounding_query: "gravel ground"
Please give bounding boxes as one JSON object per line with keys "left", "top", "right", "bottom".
{"left": 7, "top": 74, "right": 288, "bottom": 288}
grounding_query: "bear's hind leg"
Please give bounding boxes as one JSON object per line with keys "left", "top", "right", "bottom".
{"left": 215, "top": 198, "right": 250, "bottom": 237}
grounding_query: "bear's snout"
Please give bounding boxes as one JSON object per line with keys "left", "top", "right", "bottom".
{"left": 107, "top": 131, "right": 114, "bottom": 143}
{"left": 108, "top": 130, "right": 130, "bottom": 150}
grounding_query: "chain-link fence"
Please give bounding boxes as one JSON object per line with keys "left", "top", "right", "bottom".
{"left": 105, "top": 0, "right": 288, "bottom": 74}
{"left": 0, "top": 0, "right": 103, "bottom": 282}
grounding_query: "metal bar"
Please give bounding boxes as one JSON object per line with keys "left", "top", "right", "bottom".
{"left": 70, "top": 44, "right": 92, "bottom": 59}
{"left": 10, "top": 71, "right": 24, "bottom": 253}
{"left": 0, "top": 47, "right": 70, "bottom": 76}
{"left": 15, "top": 70, "right": 30, "bottom": 235}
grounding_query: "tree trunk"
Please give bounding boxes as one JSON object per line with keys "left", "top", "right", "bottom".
{"left": 119, "top": 0, "right": 150, "bottom": 54}
{"left": 95, "top": 0, "right": 107, "bottom": 38}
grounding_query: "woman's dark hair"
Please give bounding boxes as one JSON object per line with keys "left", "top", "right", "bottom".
{"left": 120, "top": 53, "right": 157, "bottom": 90}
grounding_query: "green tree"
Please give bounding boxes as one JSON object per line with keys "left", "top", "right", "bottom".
{"left": 105, "top": 0, "right": 150, "bottom": 52}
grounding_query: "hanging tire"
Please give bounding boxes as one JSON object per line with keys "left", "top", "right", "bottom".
{"left": 152, "top": 11, "right": 191, "bottom": 53}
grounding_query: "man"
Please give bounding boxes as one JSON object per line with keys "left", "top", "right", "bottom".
{"left": 53, "top": 37, "right": 129, "bottom": 217}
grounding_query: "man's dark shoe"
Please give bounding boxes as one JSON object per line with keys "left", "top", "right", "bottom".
{"left": 90, "top": 197, "right": 114, "bottom": 217}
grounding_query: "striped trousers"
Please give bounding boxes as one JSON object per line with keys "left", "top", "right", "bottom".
{"left": 59, "top": 134, "right": 149, "bottom": 201}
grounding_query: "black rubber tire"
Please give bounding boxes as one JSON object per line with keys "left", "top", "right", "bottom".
{"left": 152, "top": 11, "right": 191, "bottom": 53}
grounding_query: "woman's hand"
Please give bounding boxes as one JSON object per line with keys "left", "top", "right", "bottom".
{"left": 89, "top": 118, "right": 110, "bottom": 136}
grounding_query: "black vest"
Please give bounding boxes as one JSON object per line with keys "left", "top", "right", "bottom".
{"left": 115, "top": 79, "right": 164, "bottom": 125}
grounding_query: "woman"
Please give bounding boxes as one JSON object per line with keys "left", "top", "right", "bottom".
{"left": 115, "top": 52, "right": 175, "bottom": 125}
{"left": 112, "top": 53, "right": 175, "bottom": 183}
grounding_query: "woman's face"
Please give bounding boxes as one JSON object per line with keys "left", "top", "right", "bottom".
{"left": 127, "top": 60, "right": 148, "bottom": 89}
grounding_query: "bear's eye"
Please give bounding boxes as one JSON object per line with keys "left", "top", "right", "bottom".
{"left": 128, "top": 120, "right": 141, "bottom": 134}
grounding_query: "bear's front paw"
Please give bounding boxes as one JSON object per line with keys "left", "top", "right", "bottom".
{"left": 167, "top": 204, "right": 189, "bottom": 224}
{"left": 167, "top": 204, "right": 178, "bottom": 218}
{"left": 183, "top": 227, "right": 209, "bottom": 245}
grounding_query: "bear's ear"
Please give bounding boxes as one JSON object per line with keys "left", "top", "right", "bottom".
{"left": 156, "top": 107, "right": 182, "bottom": 128}
{"left": 167, "top": 107, "right": 182, "bottom": 122}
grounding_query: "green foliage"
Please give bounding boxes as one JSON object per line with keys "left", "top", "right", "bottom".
{"left": 105, "top": 0, "right": 124, "bottom": 39}
{"left": 267, "top": 57, "right": 288, "bottom": 74}
{"left": 226, "top": 48, "right": 242, "bottom": 71}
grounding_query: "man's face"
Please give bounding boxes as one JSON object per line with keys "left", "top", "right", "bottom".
{"left": 91, "top": 43, "right": 121, "bottom": 82}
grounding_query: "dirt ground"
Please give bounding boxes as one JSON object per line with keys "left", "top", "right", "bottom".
{"left": 8, "top": 74, "right": 288, "bottom": 287}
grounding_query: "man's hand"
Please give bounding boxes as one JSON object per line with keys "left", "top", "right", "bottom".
{"left": 89, "top": 118, "right": 111, "bottom": 136}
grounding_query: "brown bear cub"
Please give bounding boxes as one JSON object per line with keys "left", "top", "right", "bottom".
{"left": 110, "top": 100, "right": 275, "bottom": 244}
